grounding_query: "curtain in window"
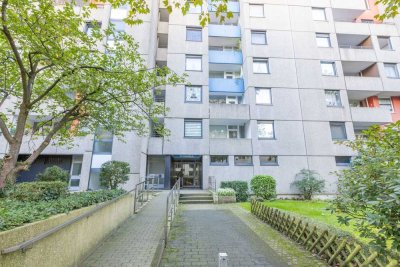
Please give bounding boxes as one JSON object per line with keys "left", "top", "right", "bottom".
{"left": 257, "top": 122, "right": 274, "bottom": 138}
{"left": 253, "top": 61, "right": 269, "bottom": 73}
{"left": 185, "top": 120, "right": 202, "bottom": 137}
{"left": 186, "top": 57, "right": 202, "bottom": 71}
{"left": 325, "top": 91, "right": 341, "bottom": 106}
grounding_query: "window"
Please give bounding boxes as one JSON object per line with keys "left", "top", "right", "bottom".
{"left": 210, "top": 125, "right": 244, "bottom": 139}
{"left": 93, "top": 140, "right": 113, "bottom": 153}
{"left": 249, "top": 4, "right": 264, "bottom": 17}
{"left": 210, "top": 125, "right": 227, "bottom": 138}
{"left": 151, "top": 121, "right": 164, "bottom": 137}
{"left": 185, "top": 55, "right": 202, "bottom": 71}
{"left": 71, "top": 163, "right": 82, "bottom": 176}
{"left": 312, "top": 8, "right": 326, "bottom": 21}
{"left": 253, "top": 58, "right": 269, "bottom": 73}
{"left": 186, "top": 27, "right": 202, "bottom": 41}
{"left": 257, "top": 121, "right": 275, "bottom": 139}
{"left": 255, "top": 88, "right": 272, "bottom": 105}
{"left": 184, "top": 119, "right": 202, "bottom": 138}
{"left": 251, "top": 31, "right": 267, "bottom": 45}
{"left": 188, "top": 2, "right": 201, "bottom": 13}
{"left": 84, "top": 21, "right": 101, "bottom": 36}
{"left": 335, "top": 156, "right": 351, "bottom": 166}
{"left": 321, "top": 61, "right": 336, "bottom": 76}
{"left": 378, "top": 36, "right": 393, "bottom": 50}
{"left": 330, "top": 122, "right": 347, "bottom": 140}
{"left": 234, "top": 155, "right": 252, "bottom": 166}
{"left": 361, "top": 19, "right": 374, "bottom": 24}
{"left": 209, "top": 95, "right": 243, "bottom": 104}
{"left": 210, "top": 156, "right": 229, "bottom": 166}
{"left": 185, "top": 86, "right": 202, "bottom": 102}
{"left": 378, "top": 98, "right": 393, "bottom": 112}
{"left": 384, "top": 63, "right": 399, "bottom": 78}
{"left": 325, "top": 90, "right": 342, "bottom": 107}
{"left": 316, "top": 33, "right": 331, "bottom": 47}
{"left": 260, "top": 155, "right": 278, "bottom": 166}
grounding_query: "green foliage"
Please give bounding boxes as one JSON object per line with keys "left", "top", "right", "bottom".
{"left": 291, "top": 169, "right": 325, "bottom": 200}
{"left": 375, "top": 0, "right": 400, "bottom": 20}
{"left": 250, "top": 175, "right": 276, "bottom": 200}
{"left": 330, "top": 122, "right": 400, "bottom": 252}
{"left": 99, "top": 161, "right": 130, "bottom": 189}
{"left": 7, "top": 181, "right": 68, "bottom": 202}
{"left": 220, "top": 181, "right": 249, "bottom": 202}
{"left": 217, "top": 188, "right": 236, "bottom": 196}
{"left": 0, "top": 189, "right": 125, "bottom": 231}
{"left": 36, "top": 166, "right": 70, "bottom": 183}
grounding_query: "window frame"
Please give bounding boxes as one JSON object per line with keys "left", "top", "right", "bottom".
{"left": 186, "top": 27, "right": 202, "bottom": 42}
{"left": 257, "top": 121, "right": 275, "bottom": 139}
{"left": 253, "top": 58, "right": 270, "bottom": 74}
{"left": 330, "top": 122, "right": 348, "bottom": 141}
{"left": 321, "top": 61, "right": 337, "bottom": 76}
{"left": 251, "top": 30, "right": 267, "bottom": 45}
{"left": 185, "top": 55, "right": 202, "bottom": 71}
{"left": 384, "top": 63, "right": 400, "bottom": 79}
{"left": 260, "top": 155, "right": 278, "bottom": 166}
{"left": 312, "top": 7, "right": 327, "bottom": 21}
{"left": 325, "top": 90, "right": 342, "bottom": 107}
{"left": 378, "top": 36, "right": 393, "bottom": 51}
{"left": 184, "top": 119, "right": 203, "bottom": 138}
{"left": 316, "top": 33, "right": 331, "bottom": 48}
{"left": 249, "top": 4, "right": 264, "bottom": 17}
{"left": 234, "top": 155, "right": 253, "bottom": 166}
{"left": 378, "top": 97, "right": 393, "bottom": 112}
{"left": 335, "top": 156, "right": 351, "bottom": 166}
{"left": 255, "top": 88, "right": 272, "bottom": 105}
{"left": 185, "top": 85, "right": 202, "bottom": 103}
{"left": 210, "top": 155, "right": 229, "bottom": 166}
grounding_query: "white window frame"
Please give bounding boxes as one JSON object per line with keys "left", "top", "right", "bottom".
{"left": 321, "top": 61, "right": 337, "bottom": 76}
{"left": 185, "top": 55, "right": 202, "bottom": 71}
{"left": 255, "top": 88, "right": 272, "bottom": 105}
{"left": 249, "top": 4, "right": 264, "bottom": 17}
{"left": 378, "top": 36, "right": 393, "bottom": 50}
{"left": 330, "top": 122, "right": 347, "bottom": 141}
{"left": 185, "top": 86, "right": 202, "bottom": 103}
{"left": 253, "top": 58, "right": 270, "bottom": 74}
{"left": 384, "top": 63, "right": 400, "bottom": 78}
{"left": 312, "top": 7, "right": 326, "bottom": 21}
{"left": 184, "top": 119, "right": 202, "bottom": 138}
{"left": 186, "top": 27, "right": 202, "bottom": 42}
{"left": 378, "top": 97, "right": 393, "bottom": 112}
{"left": 257, "top": 121, "right": 275, "bottom": 139}
{"left": 251, "top": 30, "right": 267, "bottom": 45}
{"left": 316, "top": 33, "right": 331, "bottom": 48}
{"left": 325, "top": 90, "right": 342, "bottom": 107}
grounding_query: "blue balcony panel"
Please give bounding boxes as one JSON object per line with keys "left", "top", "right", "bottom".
{"left": 209, "top": 78, "right": 244, "bottom": 94}
{"left": 209, "top": 50, "right": 243, "bottom": 65}
{"left": 208, "top": 1, "right": 240, "bottom": 13}
{"left": 208, "top": 24, "right": 241, "bottom": 38}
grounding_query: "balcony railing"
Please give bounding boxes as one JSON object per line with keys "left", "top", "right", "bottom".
{"left": 208, "top": 1, "right": 240, "bottom": 13}
{"left": 208, "top": 24, "right": 241, "bottom": 38}
{"left": 209, "top": 78, "right": 244, "bottom": 93}
{"left": 208, "top": 50, "right": 243, "bottom": 65}
{"left": 339, "top": 45, "right": 373, "bottom": 49}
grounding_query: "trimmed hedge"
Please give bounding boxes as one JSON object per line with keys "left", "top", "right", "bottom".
{"left": 7, "top": 181, "right": 68, "bottom": 202}
{"left": 251, "top": 175, "right": 276, "bottom": 200}
{"left": 0, "top": 189, "right": 125, "bottom": 231}
{"left": 217, "top": 188, "right": 236, "bottom": 196}
{"left": 220, "top": 181, "right": 249, "bottom": 202}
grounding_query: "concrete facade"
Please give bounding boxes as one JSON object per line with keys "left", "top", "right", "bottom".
{"left": 2, "top": 0, "right": 400, "bottom": 196}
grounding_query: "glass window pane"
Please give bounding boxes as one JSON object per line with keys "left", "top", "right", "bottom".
{"left": 312, "top": 8, "right": 326, "bottom": 21}
{"left": 330, "top": 122, "right": 347, "bottom": 140}
{"left": 260, "top": 155, "right": 278, "bottom": 165}
{"left": 185, "top": 86, "right": 202, "bottom": 102}
{"left": 70, "top": 179, "right": 80, "bottom": 187}
{"left": 186, "top": 56, "right": 202, "bottom": 71}
{"left": 210, "top": 125, "right": 227, "bottom": 138}
{"left": 316, "top": 33, "right": 330, "bottom": 47}
{"left": 255, "top": 88, "right": 272, "bottom": 104}
{"left": 384, "top": 63, "right": 399, "bottom": 78}
{"left": 321, "top": 62, "right": 336, "bottom": 76}
{"left": 186, "top": 27, "right": 202, "bottom": 41}
{"left": 251, "top": 31, "right": 266, "bottom": 44}
{"left": 257, "top": 121, "right": 274, "bottom": 139}
{"left": 185, "top": 120, "right": 202, "bottom": 137}
{"left": 325, "top": 90, "right": 341, "bottom": 107}
{"left": 249, "top": 4, "right": 264, "bottom": 17}
{"left": 378, "top": 98, "right": 393, "bottom": 111}
{"left": 93, "top": 141, "right": 113, "bottom": 153}
{"left": 234, "top": 155, "right": 252, "bottom": 165}
{"left": 335, "top": 156, "right": 351, "bottom": 166}
{"left": 71, "top": 163, "right": 82, "bottom": 176}
{"left": 210, "top": 156, "right": 228, "bottom": 165}
{"left": 253, "top": 59, "right": 269, "bottom": 73}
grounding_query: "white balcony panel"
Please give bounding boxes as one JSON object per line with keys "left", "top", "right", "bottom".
{"left": 339, "top": 48, "right": 376, "bottom": 62}
{"left": 209, "top": 104, "right": 249, "bottom": 120}
{"left": 331, "top": 0, "right": 367, "bottom": 10}
{"left": 351, "top": 107, "right": 392, "bottom": 124}
{"left": 335, "top": 22, "right": 370, "bottom": 35}
{"left": 345, "top": 76, "right": 383, "bottom": 92}
{"left": 209, "top": 139, "right": 252, "bottom": 155}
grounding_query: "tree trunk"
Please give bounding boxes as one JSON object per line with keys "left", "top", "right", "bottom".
{"left": 0, "top": 142, "right": 23, "bottom": 188}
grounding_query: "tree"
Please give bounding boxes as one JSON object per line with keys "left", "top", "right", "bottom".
{"left": 0, "top": 0, "right": 230, "bottom": 188}
{"left": 375, "top": 0, "right": 400, "bottom": 20}
{"left": 330, "top": 121, "right": 400, "bottom": 251}
{"left": 99, "top": 161, "right": 130, "bottom": 189}
{"left": 250, "top": 175, "right": 276, "bottom": 200}
{"left": 291, "top": 169, "right": 325, "bottom": 200}
{"left": 36, "top": 166, "right": 70, "bottom": 183}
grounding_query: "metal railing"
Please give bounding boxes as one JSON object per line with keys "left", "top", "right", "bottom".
{"left": 164, "top": 178, "right": 180, "bottom": 247}
{"left": 339, "top": 45, "right": 373, "bottom": 49}
{"left": 133, "top": 181, "right": 149, "bottom": 213}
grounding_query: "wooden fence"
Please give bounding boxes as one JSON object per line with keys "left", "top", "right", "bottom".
{"left": 251, "top": 199, "right": 399, "bottom": 267}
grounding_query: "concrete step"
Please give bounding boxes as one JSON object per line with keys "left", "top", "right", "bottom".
{"left": 180, "top": 199, "right": 214, "bottom": 204}
{"left": 179, "top": 193, "right": 212, "bottom": 197}
{"left": 179, "top": 195, "right": 213, "bottom": 200}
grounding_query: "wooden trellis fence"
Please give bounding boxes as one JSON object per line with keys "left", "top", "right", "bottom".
{"left": 251, "top": 199, "right": 399, "bottom": 267}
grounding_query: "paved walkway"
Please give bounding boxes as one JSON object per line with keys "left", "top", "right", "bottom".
{"left": 80, "top": 191, "right": 169, "bottom": 267}
{"left": 161, "top": 204, "right": 327, "bottom": 267}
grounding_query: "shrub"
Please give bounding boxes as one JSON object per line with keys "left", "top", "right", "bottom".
{"left": 0, "top": 189, "right": 125, "bottom": 231}
{"left": 8, "top": 181, "right": 68, "bottom": 202}
{"left": 36, "top": 166, "right": 70, "bottom": 183}
{"left": 217, "top": 188, "right": 236, "bottom": 196}
{"left": 220, "top": 181, "right": 249, "bottom": 202}
{"left": 250, "top": 175, "right": 276, "bottom": 200}
{"left": 100, "top": 161, "right": 130, "bottom": 189}
{"left": 291, "top": 169, "right": 325, "bottom": 200}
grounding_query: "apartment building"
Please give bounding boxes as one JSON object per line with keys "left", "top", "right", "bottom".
{"left": 3, "top": 0, "right": 400, "bottom": 196}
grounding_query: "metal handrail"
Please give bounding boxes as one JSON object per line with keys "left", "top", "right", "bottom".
{"left": 164, "top": 178, "right": 180, "bottom": 247}
{"left": 1, "top": 189, "right": 134, "bottom": 255}
{"left": 133, "top": 180, "right": 149, "bottom": 213}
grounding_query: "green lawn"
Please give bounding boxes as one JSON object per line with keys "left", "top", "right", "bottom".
{"left": 240, "top": 200, "right": 360, "bottom": 238}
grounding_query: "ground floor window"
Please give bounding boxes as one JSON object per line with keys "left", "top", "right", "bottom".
{"left": 210, "top": 155, "right": 229, "bottom": 166}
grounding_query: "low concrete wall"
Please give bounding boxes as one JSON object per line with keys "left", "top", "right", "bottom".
{"left": 0, "top": 193, "right": 134, "bottom": 267}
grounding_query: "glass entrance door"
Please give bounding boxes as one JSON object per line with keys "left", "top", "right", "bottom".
{"left": 171, "top": 161, "right": 202, "bottom": 188}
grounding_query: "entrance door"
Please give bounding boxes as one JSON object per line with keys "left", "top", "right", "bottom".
{"left": 171, "top": 160, "right": 202, "bottom": 188}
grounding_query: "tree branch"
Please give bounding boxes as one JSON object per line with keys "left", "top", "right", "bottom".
{"left": 0, "top": 114, "right": 14, "bottom": 143}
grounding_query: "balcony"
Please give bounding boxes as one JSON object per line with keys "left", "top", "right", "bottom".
{"left": 209, "top": 50, "right": 242, "bottom": 65}
{"left": 351, "top": 107, "right": 392, "bottom": 124}
{"left": 208, "top": 1, "right": 240, "bottom": 13}
{"left": 331, "top": 0, "right": 367, "bottom": 11}
{"left": 208, "top": 24, "right": 240, "bottom": 38}
{"left": 209, "top": 138, "right": 252, "bottom": 155}
{"left": 338, "top": 34, "right": 376, "bottom": 62}
{"left": 210, "top": 103, "right": 249, "bottom": 120}
{"left": 209, "top": 78, "right": 244, "bottom": 94}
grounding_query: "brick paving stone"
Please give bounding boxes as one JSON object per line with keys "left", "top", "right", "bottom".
{"left": 80, "top": 191, "right": 169, "bottom": 267}
{"left": 160, "top": 204, "right": 327, "bottom": 267}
